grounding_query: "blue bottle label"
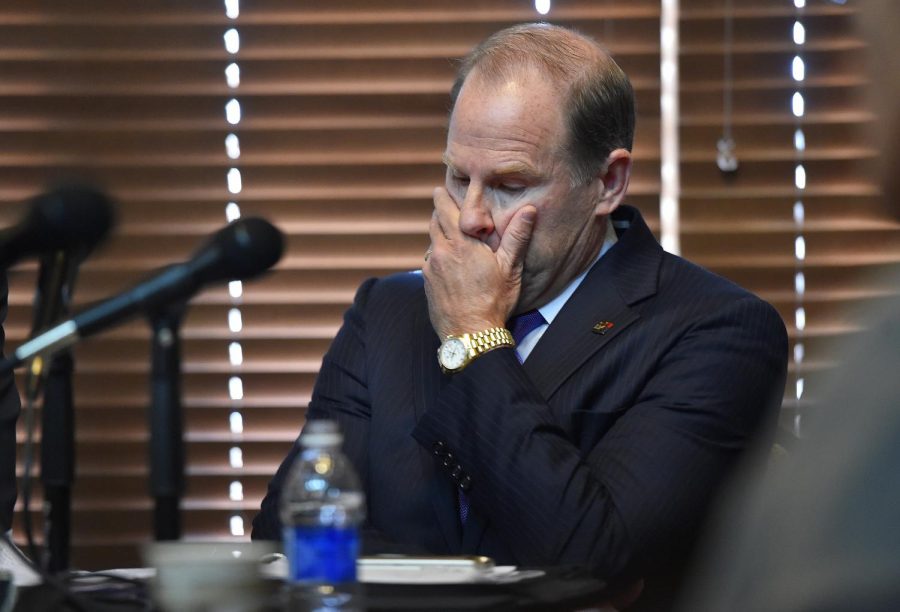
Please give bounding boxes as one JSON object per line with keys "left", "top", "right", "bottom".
{"left": 283, "top": 525, "right": 360, "bottom": 583}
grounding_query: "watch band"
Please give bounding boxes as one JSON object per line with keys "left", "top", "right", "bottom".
{"left": 465, "top": 327, "right": 515, "bottom": 357}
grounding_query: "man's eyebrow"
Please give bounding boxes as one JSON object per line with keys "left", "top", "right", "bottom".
{"left": 441, "top": 155, "right": 540, "bottom": 178}
{"left": 493, "top": 162, "right": 540, "bottom": 178}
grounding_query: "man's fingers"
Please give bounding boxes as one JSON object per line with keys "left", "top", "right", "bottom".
{"left": 497, "top": 205, "right": 536, "bottom": 269}
{"left": 431, "top": 187, "right": 460, "bottom": 241}
{"left": 428, "top": 209, "right": 444, "bottom": 244}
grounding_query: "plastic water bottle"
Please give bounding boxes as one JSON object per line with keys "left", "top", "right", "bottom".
{"left": 280, "top": 420, "right": 365, "bottom": 611}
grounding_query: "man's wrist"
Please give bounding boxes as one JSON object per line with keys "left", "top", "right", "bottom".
{"left": 437, "top": 326, "right": 515, "bottom": 373}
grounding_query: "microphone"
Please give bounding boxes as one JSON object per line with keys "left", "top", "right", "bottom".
{"left": 21, "top": 187, "right": 114, "bottom": 396}
{"left": 0, "top": 186, "right": 115, "bottom": 269}
{"left": 10, "top": 186, "right": 114, "bottom": 572}
{"left": 2, "top": 217, "right": 284, "bottom": 372}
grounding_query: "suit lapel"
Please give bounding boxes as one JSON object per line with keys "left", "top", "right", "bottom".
{"left": 523, "top": 279, "right": 637, "bottom": 399}
{"left": 523, "top": 206, "right": 662, "bottom": 400}
{"left": 412, "top": 304, "right": 462, "bottom": 551}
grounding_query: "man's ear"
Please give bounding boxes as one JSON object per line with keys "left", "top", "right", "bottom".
{"left": 593, "top": 148, "right": 633, "bottom": 217}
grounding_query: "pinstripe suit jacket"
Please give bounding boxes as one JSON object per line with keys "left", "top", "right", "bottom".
{"left": 253, "top": 205, "right": 787, "bottom": 593}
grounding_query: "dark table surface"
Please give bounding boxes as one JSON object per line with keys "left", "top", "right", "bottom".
{"left": 13, "top": 566, "right": 609, "bottom": 612}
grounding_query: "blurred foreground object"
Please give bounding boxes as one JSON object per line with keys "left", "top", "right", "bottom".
{"left": 680, "top": 1, "right": 900, "bottom": 610}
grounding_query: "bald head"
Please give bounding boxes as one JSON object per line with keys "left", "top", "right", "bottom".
{"left": 450, "top": 23, "right": 635, "bottom": 186}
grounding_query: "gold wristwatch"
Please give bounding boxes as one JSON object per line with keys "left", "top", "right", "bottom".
{"left": 437, "top": 326, "right": 515, "bottom": 373}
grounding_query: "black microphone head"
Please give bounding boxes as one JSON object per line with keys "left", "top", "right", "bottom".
{"left": 24, "top": 185, "right": 115, "bottom": 257}
{"left": 195, "top": 216, "right": 284, "bottom": 283}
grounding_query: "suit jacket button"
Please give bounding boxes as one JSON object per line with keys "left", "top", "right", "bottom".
{"left": 450, "top": 465, "right": 463, "bottom": 480}
{"left": 432, "top": 441, "right": 446, "bottom": 456}
{"left": 459, "top": 475, "right": 472, "bottom": 491}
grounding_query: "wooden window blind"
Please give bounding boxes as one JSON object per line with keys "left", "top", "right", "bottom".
{"left": 678, "top": 0, "right": 900, "bottom": 432}
{"left": 3, "top": 0, "right": 661, "bottom": 569}
{"left": 9, "top": 0, "right": 893, "bottom": 573}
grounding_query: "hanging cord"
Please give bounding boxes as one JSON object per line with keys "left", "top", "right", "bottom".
{"left": 717, "top": 0, "right": 739, "bottom": 173}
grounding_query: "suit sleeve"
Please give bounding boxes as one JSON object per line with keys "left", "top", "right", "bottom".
{"left": 252, "top": 277, "right": 422, "bottom": 554}
{"left": 412, "top": 295, "right": 787, "bottom": 580}
{"left": 0, "top": 272, "right": 22, "bottom": 532}
{"left": 252, "top": 278, "right": 375, "bottom": 540}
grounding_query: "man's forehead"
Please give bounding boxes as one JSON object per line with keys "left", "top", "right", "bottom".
{"left": 461, "top": 64, "right": 557, "bottom": 101}
{"left": 445, "top": 71, "right": 566, "bottom": 171}
{"left": 441, "top": 153, "right": 541, "bottom": 178}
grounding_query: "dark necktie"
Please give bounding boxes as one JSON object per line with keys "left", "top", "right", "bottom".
{"left": 508, "top": 309, "right": 547, "bottom": 361}
{"left": 459, "top": 309, "right": 546, "bottom": 525}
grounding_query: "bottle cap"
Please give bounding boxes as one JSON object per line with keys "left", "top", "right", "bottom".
{"left": 299, "top": 419, "right": 343, "bottom": 447}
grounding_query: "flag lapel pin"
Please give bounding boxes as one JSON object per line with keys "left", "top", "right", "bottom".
{"left": 592, "top": 321, "right": 614, "bottom": 335}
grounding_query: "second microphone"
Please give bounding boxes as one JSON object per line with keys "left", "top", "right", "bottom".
{"left": 3, "top": 217, "right": 285, "bottom": 373}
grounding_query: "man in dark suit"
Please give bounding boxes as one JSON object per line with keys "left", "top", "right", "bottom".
{"left": 254, "top": 23, "right": 787, "bottom": 606}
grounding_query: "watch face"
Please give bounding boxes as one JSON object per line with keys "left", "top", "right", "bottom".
{"left": 439, "top": 338, "right": 467, "bottom": 370}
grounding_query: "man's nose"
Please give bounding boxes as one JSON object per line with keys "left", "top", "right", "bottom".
{"left": 458, "top": 187, "right": 495, "bottom": 242}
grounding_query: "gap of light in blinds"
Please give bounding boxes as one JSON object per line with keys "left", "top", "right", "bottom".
{"left": 792, "top": 3, "right": 807, "bottom": 428}
{"left": 223, "top": 0, "right": 245, "bottom": 537}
